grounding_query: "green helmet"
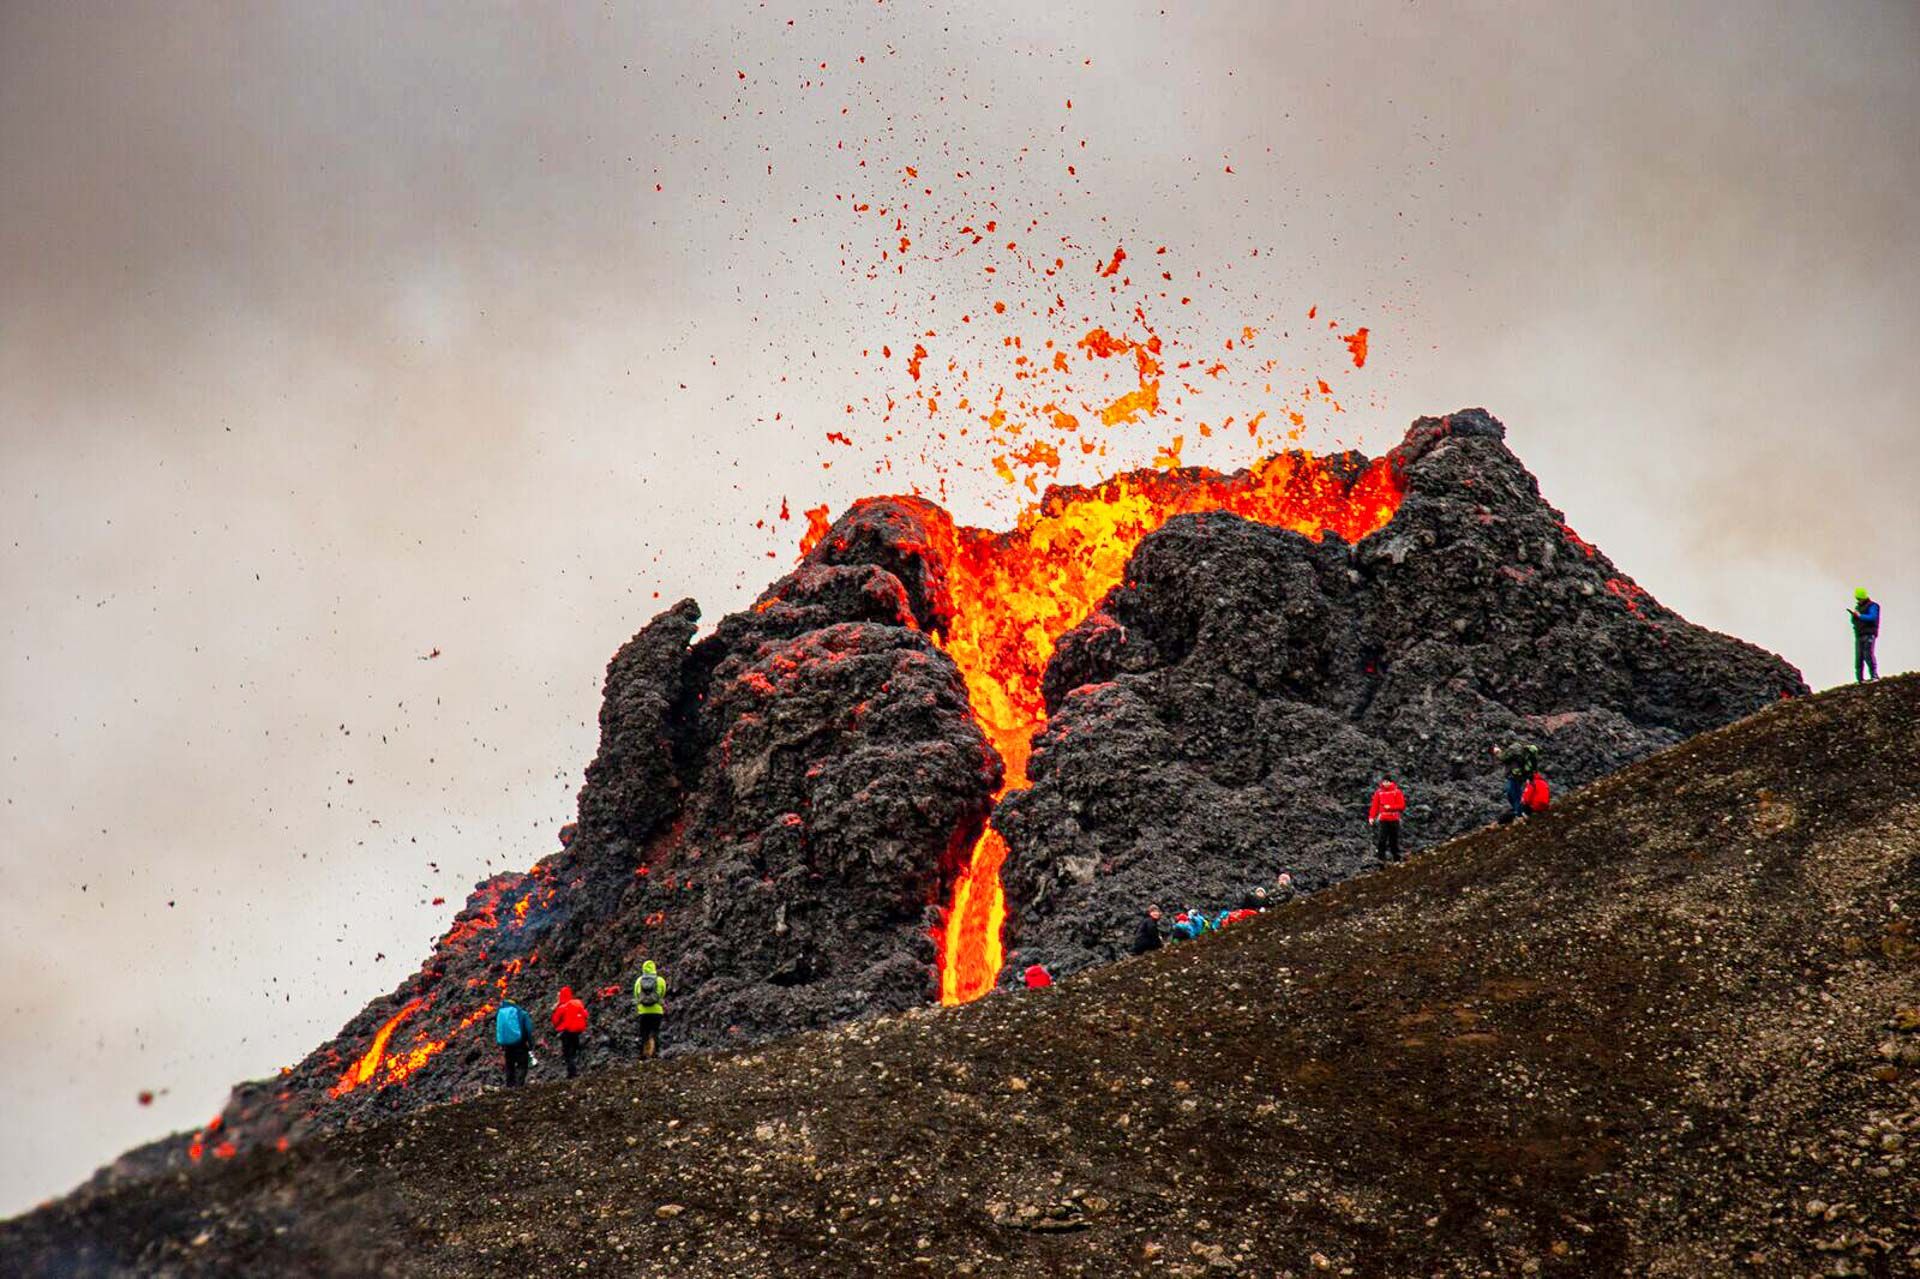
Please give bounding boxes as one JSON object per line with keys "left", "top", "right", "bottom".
{"left": 1855, "top": 587, "right": 1870, "bottom": 601}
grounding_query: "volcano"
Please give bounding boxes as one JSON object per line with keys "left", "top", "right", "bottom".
{"left": 83, "top": 409, "right": 1804, "bottom": 1191}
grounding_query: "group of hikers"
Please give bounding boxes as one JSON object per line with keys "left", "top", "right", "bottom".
{"left": 485, "top": 591, "right": 1888, "bottom": 1080}
{"left": 1371, "top": 739, "right": 1553, "bottom": 863}
{"left": 1129, "top": 873, "right": 1301, "bottom": 955}
{"left": 1127, "top": 738, "right": 1558, "bottom": 955}
{"left": 491, "top": 958, "right": 669, "bottom": 1087}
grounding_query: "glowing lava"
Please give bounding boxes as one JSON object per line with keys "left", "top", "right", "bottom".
{"left": 927, "top": 450, "right": 1406, "bottom": 1003}
{"left": 329, "top": 998, "right": 425, "bottom": 1097}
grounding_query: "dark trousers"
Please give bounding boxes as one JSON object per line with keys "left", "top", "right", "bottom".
{"left": 1374, "top": 819, "right": 1402, "bottom": 861}
{"left": 502, "top": 1043, "right": 531, "bottom": 1087}
{"left": 559, "top": 1030, "right": 582, "bottom": 1079}
{"left": 1856, "top": 635, "right": 1878, "bottom": 682}
{"left": 1505, "top": 777, "right": 1527, "bottom": 819}
{"left": 637, "top": 1012, "right": 664, "bottom": 1059}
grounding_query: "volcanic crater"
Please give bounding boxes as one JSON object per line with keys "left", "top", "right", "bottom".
{"left": 84, "top": 408, "right": 1805, "bottom": 1191}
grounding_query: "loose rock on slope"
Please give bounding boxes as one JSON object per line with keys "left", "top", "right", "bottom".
{"left": 6, "top": 675, "right": 1914, "bottom": 1277}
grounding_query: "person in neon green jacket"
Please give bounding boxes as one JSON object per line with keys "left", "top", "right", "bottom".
{"left": 633, "top": 960, "right": 668, "bottom": 1059}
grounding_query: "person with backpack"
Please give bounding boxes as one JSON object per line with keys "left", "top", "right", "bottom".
{"left": 1521, "top": 771, "right": 1552, "bottom": 815}
{"left": 550, "top": 985, "right": 589, "bottom": 1079}
{"left": 1022, "top": 963, "right": 1053, "bottom": 989}
{"left": 1493, "top": 742, "right": 1541, "bottom": 821}
{"left": 495, "top": 998, "right": 535, "bottom": 1087}
{"left": 1851, "top": 588, "right": 1881, "bottom": 682}
{"left": 1368, "top": 777, "right": 1408, "bottom": 862}
{"left": 633, "top": 960, "right": 668, "bottom": 1060}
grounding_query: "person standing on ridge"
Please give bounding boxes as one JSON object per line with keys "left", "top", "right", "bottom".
{"left": 495, "top": 998, "right": 535, "bottom": 1087}
{"left": 550, "top": 985, "right": 588, "bottom": 1079}
{"left": 1369, "top": 777, "right": 1408, "bottom": 862}
{"left": 1132, "top": 905, "right": 1165, "bottom": 955}
{"left": 1494, "top": 742, "right": 1541, "bottom": 821}
{"left": 633, "top": 960, "right": 668, "bottom": 1060}
{"left": 1850, "top": 588, "right": 1881, "bottom": 682}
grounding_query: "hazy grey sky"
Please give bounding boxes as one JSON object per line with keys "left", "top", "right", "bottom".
{"left": 3, "top": 0, "right": 1915, "bottom": 1213}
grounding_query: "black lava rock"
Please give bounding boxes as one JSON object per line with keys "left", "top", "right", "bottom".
{"left": 995, "top": 410, "right": 1805, "bottom": 978}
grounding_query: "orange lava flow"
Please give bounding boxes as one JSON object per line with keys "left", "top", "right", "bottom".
{"left": 327, "top": 999, "right": 497, "bottom": 1098}
{"left": 330, "top": 999, "right": 425, "bottom": 1097}
{"left": 933, "top": 451, "right": 1405, "bottom": 1004}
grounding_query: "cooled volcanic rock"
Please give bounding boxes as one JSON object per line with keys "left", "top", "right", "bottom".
{"left": 93, "top": 549, "right": 999, "bottom": 1188}
{"left": 798, "top": 496, "right": 957, "bottom": 633}
{"left": 11, "top": 678, "right": 1916, "bottom": 1278}
{"left": 575, "top": 598, "right": 699, "bottom": 849}
{"left": 574, "top": 615, "right": 1001, "bottom": 1043}
{"left": 76, "top": 407, "right": 1803, "bottom": 1196}
{"left": 998, "top": 410, "right": 1805, "bottom": 977}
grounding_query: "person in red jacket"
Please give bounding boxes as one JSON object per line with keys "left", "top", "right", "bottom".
{"left": 1022, "top": 963, "right": 1053, "bottom": 989}
{"left": 1368, "top": 777, "right": 1408, "bottom": 863}
{"left": 550, "top": 986, "right": 589, "bottom": 1079}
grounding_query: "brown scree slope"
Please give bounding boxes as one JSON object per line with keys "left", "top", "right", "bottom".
{"left": 4, "top": 674, "right": 1916, "bottom": 1278}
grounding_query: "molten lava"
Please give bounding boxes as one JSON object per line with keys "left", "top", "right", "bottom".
{"left": 926, "top": 450, "right": 1406, "bottom": 1003}
{"left": 329, "top": 998, "right": 425, "bottom": 1098}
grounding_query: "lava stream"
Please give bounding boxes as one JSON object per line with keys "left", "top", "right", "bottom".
{"left": 932, "top": 451, "right": 1405, "bottom": 1004}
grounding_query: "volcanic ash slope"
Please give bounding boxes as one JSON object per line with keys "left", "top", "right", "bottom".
{"left": 4, "top": 675, "right": 1916, "bottom": 1277}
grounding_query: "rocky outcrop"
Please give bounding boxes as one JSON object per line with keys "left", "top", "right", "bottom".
{"left": 996, "top": 410, "right": 1804, "bottom": 977}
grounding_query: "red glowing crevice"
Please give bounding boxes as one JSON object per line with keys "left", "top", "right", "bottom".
{"left": 817, "top": 451, "right": 1408, "bottom": 1004}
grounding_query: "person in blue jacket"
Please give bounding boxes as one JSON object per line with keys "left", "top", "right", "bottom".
{"left": 495, "top": 998, "right": 536, "bottom": 1086}
{"left": 1851, "top": 589, "right": 1881, "bottom": 682}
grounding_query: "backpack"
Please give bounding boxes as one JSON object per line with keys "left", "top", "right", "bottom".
{"left": 495, "top": 1005, "right": 524, "bottom": 1046}
{"left": 636, "top": 973, "right": 662, "bottom": 1005}
{"left": 1522, "top": 773, "right": 1551, "bottom": 812}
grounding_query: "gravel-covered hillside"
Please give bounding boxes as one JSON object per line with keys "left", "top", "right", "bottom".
{"left": 7, "top": 675, "right": 1914, "bottom": 1278}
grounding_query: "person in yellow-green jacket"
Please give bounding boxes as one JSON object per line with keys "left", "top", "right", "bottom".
{"left": 633, "top": 960, "right": 668, "bottom": 1059}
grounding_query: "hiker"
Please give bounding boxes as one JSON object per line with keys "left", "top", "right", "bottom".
{"left": 550, "top": 985, "right": 588, "bottom": 1079}
{"left": 1239, "top": 886, "right": 1271, "bottom": 912}
{"left": 1272, "top": 872, "right": 1296, "bottom": 905}
{"left": 1494, "top": 742, "right": 1541, "bottom": 821}
{"left": 495, "top": 998, "right": 535, "bottom": 1087}
{"left": 1131, "top": 905, "right": 1165, "bottom": 955}
{"left": 1023, "top": 963, "right": 1053, "bottom": 989}
{"left": 1851, "top": 589, "right": 1881, "bottom": 682}
{"left": 1521, "top": 770, "right": 1552, "bottom": 815}
{"left": 1169, "top": 911, "right": 1203, "bottom": 942}
{"left": 633, "top": 960, "right": 668, "bottom": 1060}
{"left": 1368, "top": 777, "right": 1408, "bottom": 862}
